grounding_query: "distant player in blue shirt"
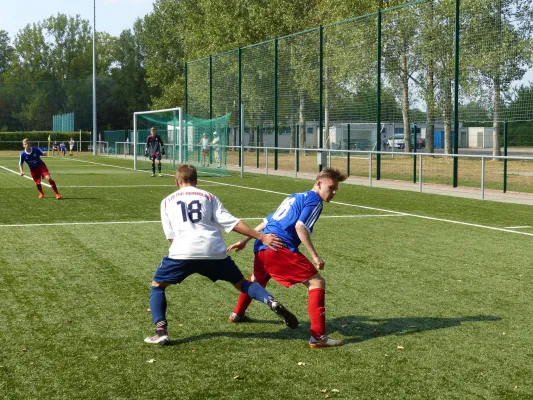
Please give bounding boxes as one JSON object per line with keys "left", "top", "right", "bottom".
{"left": 227, "top": 168, "right": 347, "bottom": 348}
{"left": 18, "top": 138, "right": 62, "bottom": 200}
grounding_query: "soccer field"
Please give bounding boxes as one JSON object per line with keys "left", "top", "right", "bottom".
{"left": 1, "top": 153, "right": 532, "bottom": 399}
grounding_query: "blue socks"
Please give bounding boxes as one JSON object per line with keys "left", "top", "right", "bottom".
{"left": 241, "top": 281, "right": 274, "bottom": 305}
{"left": 149, "top": 286, "right": 167, "bottom": 325}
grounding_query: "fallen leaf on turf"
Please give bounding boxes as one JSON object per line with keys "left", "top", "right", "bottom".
{"left": 147, "top": 359, "right": 156, "bottom": 363}
{"left": 191, "top": 349, "right": 196, "bottom": 353}
{"left": 233, "top": 375, "right": 243, "bottom": 380}
{"left": 320, "top": 389, "right": 328, "bottom": 393}
{"left": 177, "top": 323, "right": 184, "bottom": 327}
{"left": 397, "top": 345, "right": 405, "bottom": 350}
{"left": 146, "top": 308, "right": 151, "bottom": 312}
{"left": 297, "top": 362, "right": 306, "bottom": 366}
{"left": 331, "top": 389, "right": 340, "bottom": 393}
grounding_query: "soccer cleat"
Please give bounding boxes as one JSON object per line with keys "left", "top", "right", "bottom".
{"left": 228, "top": 312, "right": 248, "bottom": 323}
{"left": 151, "top": 173, "right": 156, "bottom": 177}
{"left": 158, "top": 173, "right": 163, "bottom": 177}
{"left": 55, "top": 193, "right": 62, "bottom": 200}
{"left": 270, "top": 301, "right": 298, "bottom": 329}
{"left": 38, "top": 193, "right": 45, "bottom": 199}
{"left": 309, "top": 336, "right": 344, "bottom": 349}
{"left": 144, "top": 330, "right": 170, "bottom": 346}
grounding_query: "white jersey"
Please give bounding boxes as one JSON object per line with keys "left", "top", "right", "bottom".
{"left": 160, "top": 186, "right": 239, "bottom": 259}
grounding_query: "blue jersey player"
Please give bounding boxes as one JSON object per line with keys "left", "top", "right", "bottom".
{"left": 144, "top": 164, "right": 298, "bottom": 345}
{"left": 228, "top": 168, "right": 347, "bottom": 348}
{"left": 19, "top": 138, "right": 62, "bottom": 200}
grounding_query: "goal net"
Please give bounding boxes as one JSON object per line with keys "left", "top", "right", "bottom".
{"left": 133, "top": 107, "right": 231, "bottom": 176}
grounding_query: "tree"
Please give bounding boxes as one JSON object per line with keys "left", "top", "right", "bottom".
{"left": 460, "top": 0, "right": 533, "bottom": 156}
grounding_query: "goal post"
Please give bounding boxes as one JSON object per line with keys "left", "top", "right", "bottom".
{"left": 133, "top": 107, "right": 231, "bottom": 176}
{"left": 133, "top": 107, "right": 182, "bottom": 171}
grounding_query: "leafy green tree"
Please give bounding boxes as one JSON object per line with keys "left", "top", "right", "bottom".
{"left": 460, "top": 0, "right": 533, "bottom": 156}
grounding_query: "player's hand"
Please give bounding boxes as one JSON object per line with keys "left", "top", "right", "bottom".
{"left": 145, "top": 151, "right": 149, "bottom": 157}
{"left": 226, "top": 241, "right": 247, "bottom": 253}
{"left": 313, "top": 255, "right": 325, "bottom": 270}
{"left": 162, "top": 147, "right": 166, "bottom": 155}
{"left": 260, "top": 233, "right": 285, "bottom": 251}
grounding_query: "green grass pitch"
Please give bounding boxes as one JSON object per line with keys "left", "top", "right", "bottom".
{"left": 0, "top": 153, "right": 532, "bottom": 399}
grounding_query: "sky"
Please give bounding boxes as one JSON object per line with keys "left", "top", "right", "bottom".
{"left": 0, "top": 0, "right": 155, "bottom": 40}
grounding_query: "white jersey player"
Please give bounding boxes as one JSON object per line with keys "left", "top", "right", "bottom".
{"left": 144, "top": 164, "right": 298, "bottom": 345}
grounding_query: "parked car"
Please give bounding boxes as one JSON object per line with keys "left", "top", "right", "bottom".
{"left": 415, "top": 137, "right": 425, "bottom": 149}
{"left": 387, "top": 134, "right": 405, "bottom": 149}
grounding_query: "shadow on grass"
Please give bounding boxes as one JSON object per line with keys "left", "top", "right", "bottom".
{"left": 171, "top": 314, "right": 500, "bottom": 346}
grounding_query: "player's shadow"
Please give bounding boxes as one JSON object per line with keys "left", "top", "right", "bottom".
{"left": 170, "top": 314, "right": 500, "bottom": 346}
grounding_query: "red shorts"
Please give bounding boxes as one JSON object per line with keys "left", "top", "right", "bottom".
{"left": 202, "top": 149, "right": 208, "bottom": 156}
{"left": 30, "top": 163, "right": 50, "bottom": 183}
{"left": 254, "top": 247, "right": 317, "bottom": 288}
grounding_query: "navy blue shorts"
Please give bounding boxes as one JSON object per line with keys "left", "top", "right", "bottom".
{"left": 152, "top": 256, "right": 245, "bottom": 285}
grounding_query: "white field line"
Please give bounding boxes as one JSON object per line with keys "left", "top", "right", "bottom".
{"left": 68, "top": 158, "right": 227, "bottom": 177}
{"left": 60, "top": 184, "right": 220, "bottom": 188}
{"left": 198, "top": 178, "right": 533, "bottom": 238}
{"left": 7, "top": 159, "right": 530, "bottom": 237}
{"left": 0, "top": 165, "right": 51, "bottom": 187}
{"left": 504, "top": 226, "right": 532, "bottom": 229}
{"left": 0, "top": 220, "right": 160, "bottom": 228}
{"left": 0, "top": 214, "right": 405, "bottom": 228}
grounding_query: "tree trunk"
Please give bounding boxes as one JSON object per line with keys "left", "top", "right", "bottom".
{"left": 425, "top": 59, "right": 435, "bottom": 153}
{"left": 493, "top": 75, "right": 501, "bottom": 157}
{"left": 298, "top": 91, "right": 306, "bottom": 152}
{"left": 444, "top": 78, "right": 453, "bottom": 154}
{"left": 324, "top": 67, "right": 329, "bottom": 150}
{"left": 401, "top": 52, "right": 411, "bottom": 152}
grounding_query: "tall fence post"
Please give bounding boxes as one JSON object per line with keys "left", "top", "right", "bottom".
{"left": 296, "top": 125, "right": 300, "bottom": 172}
{"left": 376, "top": 9, "right": 382, "bottom": 180}
{"left": 274, "top": 38, "right": 279, "bottom": 171}
{"left": 347, "top": 124, "right": 351, "bottom": 176}
{"left": 256, "top": 126, "right": 260, "bottom": 169}
{"left": 413, "top": 123, "right": 417, "bottom": 184}
{"left": 453, "top": 0, "right": 460, "bottom": 187}
{"left": 318, "top": 25, "right": 324, "bottom": 172}
{"left": 238, "top": 47, "right": 242, "bottom": 168}
{"left": 503, "top": 120, "right": 508, "bottom": 193}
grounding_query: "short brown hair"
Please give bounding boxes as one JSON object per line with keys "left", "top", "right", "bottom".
{"left": 176, "top": 164, "right": 198, "bottom": 184}
{"left": 315, "top": 168, "right": 347, "bottom": 183}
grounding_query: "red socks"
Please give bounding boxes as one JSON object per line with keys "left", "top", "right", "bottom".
{"left": 49, "top": 179, "right": 59, "bottom": 195}
{"left": 308, "top": 288, "right": 326, "bottom": 339}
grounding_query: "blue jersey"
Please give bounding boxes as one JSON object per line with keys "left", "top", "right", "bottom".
{"left": 19, "top": 147, "right": 44, "bottom": 170}
{"left": 254, "top": 190, "right": 323, "bottom": 252}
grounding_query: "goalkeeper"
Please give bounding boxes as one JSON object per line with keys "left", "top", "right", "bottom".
{"left": 145, "top": 127, "right": 165, "bottom": 177}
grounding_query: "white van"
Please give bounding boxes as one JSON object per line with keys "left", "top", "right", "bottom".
{"left": 387, "top": 134, "right": 405, "bottom": 149}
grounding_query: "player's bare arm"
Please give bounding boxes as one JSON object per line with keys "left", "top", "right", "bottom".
{"left": 227, "top": 221, "right": 267, "bottom": 252}
{"left": 232, "top": 220, "right": 282, "bottom": 250}
{"left": 295, "top": 223, "right": 325, "bottom": 270}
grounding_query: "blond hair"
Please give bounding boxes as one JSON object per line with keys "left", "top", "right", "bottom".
{"left": 315, "top": 168, "right": 347, "bottom": 183}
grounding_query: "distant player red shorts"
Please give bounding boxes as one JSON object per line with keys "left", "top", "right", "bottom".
{"left": 254, "top": 247, "right": 317, "bottom": 288}
{"left": 202, "top": 149, "right": 208, "bottom": 156}
{"left": 29, "top": 163, "right": 50, "bottom": 183}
